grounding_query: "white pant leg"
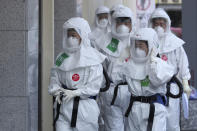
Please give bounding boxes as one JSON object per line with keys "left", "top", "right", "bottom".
{"left": 77, "top": 99, "right": 99, "bottom": 131}
{"left": 115, "top": 85, "right": 131, "bottom": 131}
{"left": 125, "top": 103, "right": 167, "bottom": 131}
{"left": 56, "top": 115, "right": 75, "bottom": 131}
{"left": 106, "top": 85, "right": 130, "bottom": 131}
{"left": 166, "top": 97, "right": 180, "bottom": 131}
{"left": 101, "top": 86, "right": 124, "bottom": 131}
{"left": 97, "top": 94, "right": 105, "bottom": 131}
{"left": 57, "top": 99, "right": 99, "bottom": 131}
{"left": 152, "top": 103, "right": 167, "bottom": 131}
{"left": 102, "top": 105, "right": 124, "bottom": 131}
{"left": 166, "top": 83, "right": 180, "bottom": 131}
{"left": 56, "top": 114, "right": 99, "bottom": 131}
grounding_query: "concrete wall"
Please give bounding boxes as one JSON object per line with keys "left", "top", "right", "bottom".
{"left": 54, "top": 0, "right": 77, "bottom": 58}
{"left": 0, "top": 0, "right": 38, "bottom": 131}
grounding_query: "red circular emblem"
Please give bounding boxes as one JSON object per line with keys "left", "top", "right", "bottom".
{"left": 125, "top": 58, "right": 129, "bottom": 62}
{"left": 125, "top": 56, "right": 130, "bottom": 62}
{"left": 72, "top": 74, "right": 80, "bottom": 81}
{"left": 161, "top": 55, "right": 168, "bottom": 61}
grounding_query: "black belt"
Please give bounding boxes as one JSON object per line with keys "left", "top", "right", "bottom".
{"left": 111, "top": 82, "right": 128, "bottom": 105}
{"left": 53, "top": 85, "right": 76, "bottom": 127}
{"left": 53, "top": 85, "right": 96, "bottom": 128}
{"left": 125, "top": 94, "right": 166, "bottom": 131}
{"left": 53, "top": 95, "right": 80, "bottom": 128}
{"left": 70, "top": 96, "right": 96, "bottom": 127}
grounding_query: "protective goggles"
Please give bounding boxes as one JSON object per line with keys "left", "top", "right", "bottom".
{"left": 115, "top": 17, "right": 131, "bottom": 24}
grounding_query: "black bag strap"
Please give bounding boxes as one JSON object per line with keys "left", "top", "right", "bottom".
{"left": 125, "top": 94, "right": 134, "bottom": 117}
{"left": 166, "top": 76, "right": 183, "bottom": 99}
{"left": 111, "top": 82, "right": 127, "bottom": 105}
{"left": 156, "top": 54, "right": 183, "bottom": 99}
{"left": 100, "top": 68, "right": 111, "bottom": 92}
{"left": 53, "top": 95, "right": 63, "bottom": 126}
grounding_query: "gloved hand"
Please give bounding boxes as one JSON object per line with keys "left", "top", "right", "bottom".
{"left": 54, "top": 89, "right": 63, "bottom": 104}
{"left": 55, "top": 95, "right": 62, "bottom": 104}
{"left": 182, "top": 79, "right": 192, "bottom": 99}
{"left": 60, "top": 88, "right": 81, "bottom": 103}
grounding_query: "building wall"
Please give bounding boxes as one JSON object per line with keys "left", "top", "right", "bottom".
{"left": 181, "top": 0, "right": 197, "bottom": 130}
{"left": 54, "top": 0, "right": 77, "bottom": 58}
{"left": 0, "top": 0, "right": 38, "bottom": 130}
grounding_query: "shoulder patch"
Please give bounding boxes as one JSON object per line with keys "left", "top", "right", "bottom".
{"left": 106, "top": 38, "right": 119, "bottom": 53}
{"left": 141, "top": 76, "right": 150, "bottom": 87}
{"left": 56, "top": 53, "right": 69, "bottom": 67}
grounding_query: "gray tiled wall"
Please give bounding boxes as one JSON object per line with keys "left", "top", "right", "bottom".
{"left": 0, "top": 0, "right": 26, "bottom": 30}
{"left": 0, "top": 31, "right": 26, "bottom": 97}
{"left": 0, "top": 97, "right": 28, "bottom": 131}
{"left": 0, "top": 1, "right": 28, "bottom": 131}
{"left": 0, "top": 0, "right": 38, "bottom": 131}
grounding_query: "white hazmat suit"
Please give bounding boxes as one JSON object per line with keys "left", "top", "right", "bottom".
{"left": 89, "top": 6, "right": 111, "bottom": 49}
{"left": 110, "top": 28, "right": 176, "bottom": 131}
{"left": 96, "top": 6, "right": 135, "bottom": 131}
{"left": 48, "top": 17, "right": 106, "bottom": 131}
{"left": 148, "top": 8, "right": 191, "bottom": 131}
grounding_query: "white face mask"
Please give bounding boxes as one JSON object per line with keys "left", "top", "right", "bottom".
{"left": 154, "top": 26, "right": 165, "bottom": 38}
{"left": 98, "top": 19, "right": 108, "bottom": 28}
{"left": 67, "top": 37, "right": 80, "bottom": 48}
{"left": 135, "top": 48, "right": 147, "bottom": 58}
{"left": 116, "top": 25, "right": 130, "bottom": 34}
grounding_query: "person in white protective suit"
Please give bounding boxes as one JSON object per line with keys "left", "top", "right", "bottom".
{"left": 89, "top": 6, "right": 111, "bottom": 49}
{"left": 148, "top": 8, "right": 192, "bottom": 131}
{"left": 48, "top": 17, "right": 106, "bottom": 131}
{"left": 95, "top": 5, "right": 135, "bottom": 131}
{"left": 110, "top": 28, "right": 176, "bottom": 131}
{"left": 110, "top": 4, "right": 125, "bottom": 18}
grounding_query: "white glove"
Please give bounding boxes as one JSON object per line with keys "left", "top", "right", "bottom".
{"left": 60, "top": 88, "right": 81, "bottom": 103}
{"left": 54, "top": 89, "right": 63, "bottom": 104}
{"left": 182, "top": 79, "right": 192, "bottom": 99}
{"left": 55, "top": 95, "right": 62, "bottom": 104}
